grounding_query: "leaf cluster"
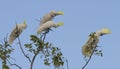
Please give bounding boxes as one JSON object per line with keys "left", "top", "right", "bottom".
{"left": 24, "top": 35, "right": 65, "bottom": 68}
{"left": 0, "top": 39, "right": 14, "bottom": 69}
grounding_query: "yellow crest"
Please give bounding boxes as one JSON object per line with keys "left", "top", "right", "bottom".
{"left": 57, "top": 11, "right": 64, "bottom": 15}
{"left": 57, "top": 22, "right": 64, "bottom": 26}
{"left": 23, "top": 20, "right": 27, "bottom": 28}
{"left": 101, "top": 28, "right": 111, "bottom": 34}
{"left": 23, "top": 20, "right": 26, "bottom": 24}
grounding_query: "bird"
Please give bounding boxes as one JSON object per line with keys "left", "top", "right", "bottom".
{"left": 40, "top": 10, "right": 64, "bottom": 26}
{"left": 82, "top": 28, "right": 111, "bottom": 57}
{"left": 9, "top": 20, "right": 27, "bottom": 44}
{"left": 37, "top": 21, "right": 64, "bottom": 34}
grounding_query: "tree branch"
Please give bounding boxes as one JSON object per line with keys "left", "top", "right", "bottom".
{"left": 30, "top": 33, "right": 47, "bottom": 69}
{"left": 15, "top": 23, "right": 31, "bottom": 63}
{"left": 17, "top": 37, "right": 32, "bottom": 63}
{"left": 7, "top": 59, "right": 22, "bottom": 69}
{"left": 30, "top": 50, "right": 39, "bottom": 69}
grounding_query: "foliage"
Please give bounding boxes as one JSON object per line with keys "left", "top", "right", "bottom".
{"left": 0, "top": 33, "right": 65, "bottom": 69}
{"left": 0, "top": 38, "right": 14, "bottom": 69}
{"left": 24, "top": 34, "right": 65, "bottom": 68}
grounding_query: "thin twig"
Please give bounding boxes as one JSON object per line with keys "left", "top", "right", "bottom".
{"left": 30, "top": 52, "right": 38, "bottom": 69}
{"left": 43, "top": 33, "right": 46, "bottom": 42}
{"left": 82, "top": 45, "right": 97, "bottom": 69}
{"left": 66, "top": 59, "right": 69, "bottom": 69}
{"left": 7, "top": 59, "right": 22, "bottom": 69}
{"left": 17, "top": 37, "right": 32, "bottom": 63}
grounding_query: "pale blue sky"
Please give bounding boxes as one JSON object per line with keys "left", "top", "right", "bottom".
{"left": 0, "top": 0, "right": 120, "bottom": 69}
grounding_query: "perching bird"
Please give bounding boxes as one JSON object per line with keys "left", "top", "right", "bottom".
{"left": 82, "top": 28, "right": 111, "bottom": 57}
{"left": 40, "top": 10, "right": 64, "bottom": 26}
{"left": 9, "top": 21, "right": 27, "bottom": 44}
{"left": 37, "top": 21, "right": 64, "bottom": 34}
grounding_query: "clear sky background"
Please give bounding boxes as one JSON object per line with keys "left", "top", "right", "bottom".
{"left": 0, "top": 0, "right": 119, "bottom": 69}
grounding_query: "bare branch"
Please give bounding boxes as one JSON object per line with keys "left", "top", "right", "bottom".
{"left": 15, "top": 24, "right": 31, "bottom": 63}
{"left": 66, "top": 59, "right": 69, "bottom": 69}
{"left": 7, "top": 59, "right": 22, "bottom": 69}
{"left": 17, "top": 37, "right": 32, "bottom": 63}
{"left": 30, "top": 50, "right": 39, "bottom": 69}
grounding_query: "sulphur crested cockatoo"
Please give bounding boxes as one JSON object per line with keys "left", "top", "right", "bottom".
{"left": 37, "top": 21, "right": 64, "bottom": 34}
{"left": 82, "top": 28, "right": 111, "bottom": 57}
{"left": 40, "top": 10, "right": 64, "bottom": 26}
{"left": 9, "top": 21, "right": 27, "bottom": 44}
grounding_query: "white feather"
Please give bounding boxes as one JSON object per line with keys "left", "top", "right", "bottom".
{"left": 9, "top": 23, "right": 27, "bottom": 44}
{"left": 37, "top": 21, "right": 57, "bottom": 34}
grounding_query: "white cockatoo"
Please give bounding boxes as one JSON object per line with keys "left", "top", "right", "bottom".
{"left": 9, "top": 21, "right": 27, "bottom": 44}
{"left": 37, "top": 21, "right": 64, "bottom": 34}
{"left": 82, "top": 28, "right": 111, "bottom": 57}
{"left": 40, "top": 10, "right": 64, "bottom": 26}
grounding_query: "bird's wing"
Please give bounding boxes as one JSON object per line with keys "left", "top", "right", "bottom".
{"left": 86, "top": 34, "right": 99, "bottom": 48}
{"left": 9, "top": 26, "right": 22, "bottom": 44}
{"left": 40, "top": 11, "right": 64, "bottom": 26}
{"left": 82, "top": 44, "right": 92, "bottom": 57}
{"left": 40, "top": 13, "right": 52, "bottom": 25}
{"left": 37, "top": 21, "right": 55, "bottom": 34}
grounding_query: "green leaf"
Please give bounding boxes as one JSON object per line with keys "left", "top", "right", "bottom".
{"left": 24, "top": 44, "right": 32, "bottom": 48}
{"left": 30, "top": 35, "right": 39, "bottom": 43}
{"left": 44, "top": 59, "right": 50, "bottom": 66}
{"left": 2, "top": 64, "right": 9, "bottom": 69}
